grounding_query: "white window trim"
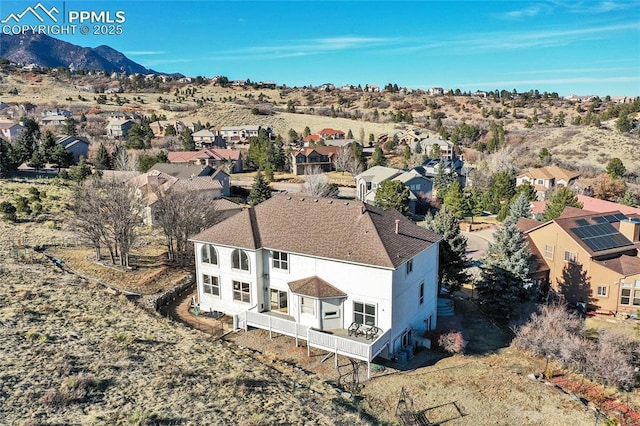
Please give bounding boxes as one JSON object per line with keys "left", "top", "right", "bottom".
{"left": 232, "top": 249, "right": 250, "bottom": 272}
{"left": 596, "top": 285, "right": 608, "bottom": 297}
{"left": 419, "top": 282, "right": 425, "bottom": 305}
{"left": 232, "top": 280, "right": 251, "bottom": 304}
{"left": 272, "top": 251, "right": 289, "bottom": 271}
{"left": 406, "top": 259, "right": 413, "bottom": 275}
{"left": 201, "top": 244, "right": 218, "bottom": 266}
{"left": 353, "top": 301, "right": 376, "bottom": 326}
{"left": 202, "top": 274, "right": 220, "bottom": 297}
{"left": 563, "top": 250, "right": 577, "bottom": 263}
{"left": 544, "top": 245, "right": 554, "bottom": 260}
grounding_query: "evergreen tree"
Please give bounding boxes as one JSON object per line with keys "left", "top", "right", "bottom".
{"left": 68, "top": 156, "right": 92, "bottom": 182}
{"left": 402, "top": 145, "right": 411, "bottom": 168}
{"left": 434, "top": 161, "right": 455, "bottom": 197}
{"left": 303, "top": 126, "right": 311, "bottom": 137}
{"left": 442, "top": 181, "right": 465, "bottom": 219}
{"left": 180, "top": 128, "right": 195, "bottom": 151}
{"left": 94, "top": 143, "right": 113, "bottom": 170}
{"left": 347, "top": 129, "right": 354, "bottom": 139}
{"left": 49, "top": 144, "right": 73, "bottom": 172}
{"left": 374, "top": 180, "right": 410, "bottom": 214}
{"left": 619, "top": 189, "right": 639, "bottom": 207}
{"left": 423, "top": 207, "right": 469, "bottom": 293}
{"left": 476, "top": 217, "right": 533, "bottom": 320}
{"left": 606, "top": 157, "right": 626, "bottom": 179}
{"left": 542, "top": 187, "right": 583, "bottom": 221}
{"left": 515, "top": 180, "right": 537, "bottom": 201}
{"left": 370, "top": 145, "right": 387, "bottom": 167}
{"left": 0, "top": 139, "right": 18, "bottom": 177}
{"left": 62, "top": 117, "right": 77, "bottom": 136}
{"left": 508, "top": 192, "right": 532, "bottom": 221}
{"left": 429, "top": 143, "right": 441, "bottom": 159}
{"left": 248, "top": 171, "right": 271, "bottom": 206}
{"left": 414, "top": 140, "right": 422, "bottom": 154}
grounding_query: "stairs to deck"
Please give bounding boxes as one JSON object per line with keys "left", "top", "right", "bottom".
{"left": 437, "top": 298, "right": 455, "bottom": 317}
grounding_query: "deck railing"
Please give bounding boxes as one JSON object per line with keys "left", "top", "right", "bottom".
{"left": 235, "top": 310, "right": 390, "bottom": 363}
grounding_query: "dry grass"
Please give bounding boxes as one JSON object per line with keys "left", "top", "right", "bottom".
{"left": 2, "top": 70, "right": 636, "bottom": 174}
{"left": 0, "top": 257, "right": 369, "bottom": 425}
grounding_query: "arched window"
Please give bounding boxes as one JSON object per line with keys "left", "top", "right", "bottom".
{"left": 201, "top": 244, "right": 218, "bottom": 265}
{"left": 232, "top": 249, "right": 249, "bottom": 271}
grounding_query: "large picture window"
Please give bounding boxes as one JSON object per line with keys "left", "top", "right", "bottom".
{"left": 233, "top": 281, "right": 250, "bottom": 303}
{"left": 354, "top": 302, "right": 376, "bottom": 326}
{"left": 202, "top": 275, "right": 219, "bottom": 296}
{"left": 272, "top": 251, "right": 289, "bottom": 271}
{"left": 232, "top": 249, "right": 250, "bottom": 271}
{"left": 201, "top": 244, "right": 218, "bottom": 265}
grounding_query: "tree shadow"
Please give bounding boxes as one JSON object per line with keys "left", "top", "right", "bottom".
{"left": 557, "top": 262, "right": 595, "bottom": 309}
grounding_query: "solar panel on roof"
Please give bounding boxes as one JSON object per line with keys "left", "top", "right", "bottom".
{"left": 592, "top": 216, "right": 607, "bottom": 223}
{"left": 604, "top": 214, "right": 618, "bottom": 223}
{"left": 614, "top": 213, "right": 628, "bottom": 221}
{"left": 570, "top": 222, "right": 633, "bottom": 252}
{"left": 575, "top": 218, "right": 589, "bottom": 226}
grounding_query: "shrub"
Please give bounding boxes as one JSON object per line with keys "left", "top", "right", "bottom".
{"left": 0, "top": 201, "right": 17, "bottom": 222}
{"left": 14, "top": 196, "right": 31, "bottom": 215}
{"left": 437, "top": 330, "right": 466, "bottom": 354}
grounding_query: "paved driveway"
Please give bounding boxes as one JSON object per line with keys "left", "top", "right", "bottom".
{"left": 462, "top": 226, "right": 495, "bottom": 261}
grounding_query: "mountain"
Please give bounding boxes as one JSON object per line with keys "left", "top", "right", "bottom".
{"left": 0, "top": 32, "right": 152, "bottom": 74}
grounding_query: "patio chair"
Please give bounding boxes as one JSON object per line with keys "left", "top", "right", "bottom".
{"left": 365, "top": 326, "right": 381, "bottom": 340}
{"left": 348, "top": 322, "right": 362, "bottom": 337}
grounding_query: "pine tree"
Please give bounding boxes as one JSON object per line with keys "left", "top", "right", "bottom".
{"left": 423, "top": 207, "right": 469, "bottom": 293}
{"left": 434, "top": 161, "right": 455, "bottom": 198}
{"left": 476, "top": 217, "right": 533, "bottom": 320}
{"left": 443, "top": 181, "right": 465, "bottom": 219}
{"left": 248, "top": 171, "right": 271, "bottom": 206}
{"left": 374, "top": 180, "right": 410, "bottom": 214}
{"left": 370, "top": 145, "right": 387, "bottom": 167}
{"left": 94, "top": 143, "right": 113, "bottom": 170}
{"left": 508, "top": 193, "right": 532, "bottom": 221}
{"left": 542, "top": 187, "right": 583, "bottom": 221}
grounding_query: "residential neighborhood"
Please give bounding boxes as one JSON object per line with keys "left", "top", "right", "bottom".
{"left": 1, "top": 29, "right": 639, "bottom": 423}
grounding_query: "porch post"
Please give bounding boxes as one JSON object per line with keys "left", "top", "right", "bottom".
{"left": 307, "top": 328, "right": 310, "bottom": 357}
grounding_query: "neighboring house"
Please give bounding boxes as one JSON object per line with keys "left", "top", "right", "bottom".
{"left": 192, "top": 129, "right": 226, "bottom": 149}
{"left": 302, "top": 134, "right": 322, "bottom": 144}
{"left": 128, "top": 169, "right": 239, "bottom": 225}
{"left": 190, "top": 195, "right": 441, "bottom": 372}
{"left": 355, "top": 166, "right": 433, "bottom": 214}
{"left": 0, "top": 122, "right": 25, "bottom": 142}
{"left": 150, "top": 163, "right": 230, "bottom": 196}
{"left": 167, "top": 149, "right": 244, "bottom": 173}
{"left": 42, "top": 109, "right": 72, "bottom": 118}
{"left": 519, "top": 207, "right": 640, "bottom": 315}
{"left": 531, "top": 195, "right": 640, "bottom": 217}
{"left": 40, "top": 115, "right": 68, "bottom": 126}
{"left": 291, "top": 146, "right": 340, "bottom": 175}
{"left": 316, "top": 128, "right": 345, "bottom": 140}
{"left": 149, "top": 120, "right": 173, "bottom": 137}
{"left": 106, "top": 119, "right": 135, "bottom": 138}
{"left": 416, "top": 137, "right": 455, "bottom": 160}
{"left": 219, "top": 125, "right": 266, "bottom": 144}
{"left": 428, "top": 87, "right": 444, "bottom": 96}
{"left": 394, "top": 131, "right": 421, "bottom": 146}
{"left": 516, "top": 166, "right": 580, "bottom": 201}
{"left": 56, "top": 136, "right": 89, "bottom": 163}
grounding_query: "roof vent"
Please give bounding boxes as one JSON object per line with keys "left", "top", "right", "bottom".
{"left": 286, "top": 196, "right": 291, "bottom": 200}
{"left": 314, "top": 199, "right": 318, "bottom": 203}
{"left": 395, "top": 219, "right": 400, "bottom": 234}
{"left": 344, "top": 202, "right": 349, "bottom": 206}
{"left": 300, "top": 198, "right": 305, "bottom": 201}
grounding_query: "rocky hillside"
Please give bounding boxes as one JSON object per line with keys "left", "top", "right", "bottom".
{"left": 0, "top": 32, "right": 151, "bottom": 74}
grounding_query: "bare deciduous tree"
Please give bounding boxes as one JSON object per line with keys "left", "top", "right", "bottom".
{"left": 333, "top": 145, "right": 352, "bottom": 174}
{"left": 71, "top": 178, "right": 142, "bottom": 267}
{"left": 302, "top": 166, "right": 339, "bottom": 198}
{"left": 153, "top": 187, "right": 221, "bottom": 265}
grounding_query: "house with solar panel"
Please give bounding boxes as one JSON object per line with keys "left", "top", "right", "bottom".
{"left": 189, "top": 195, "right": 441, "bottom": 374}
{"left": 518, "top": 207, "right": 640, "bottom": 315}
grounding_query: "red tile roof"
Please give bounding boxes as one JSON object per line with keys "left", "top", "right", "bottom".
{"left": 191, "top": 195, "right": 441, "bottom": 269}
{"left": 302, "top": 134, "right": 321, "bottom": 142}
{"left": 318, "top": 128, "right": 345, "bottom": 136}
{"left": 577, "top": 195, "right": 640, "bottom": 216}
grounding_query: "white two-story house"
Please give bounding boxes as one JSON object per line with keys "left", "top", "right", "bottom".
{"left": 190, "top": 195, "right": 441, "bottom": 373}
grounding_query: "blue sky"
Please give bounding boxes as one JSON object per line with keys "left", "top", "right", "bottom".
{"left": 2, "top": 1, "right": 639, "bottom": 96}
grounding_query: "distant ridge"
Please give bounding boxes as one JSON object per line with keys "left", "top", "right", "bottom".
{"left": 0, "top": 31, "right": 153, "bottom": 74}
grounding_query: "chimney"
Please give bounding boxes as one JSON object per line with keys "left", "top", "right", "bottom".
{"left": 395, "top": 219, "right": 400, "bottom": 234}
{"left": 620, "top": 219, "right": 640, "bottom": 243}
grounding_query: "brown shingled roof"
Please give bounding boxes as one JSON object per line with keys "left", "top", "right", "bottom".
{"left": 191, "top": 195, "right": 441, "bottom": 268}
{"left": 595, "top": 255, "right": 640, "bottom": 277}
{"left": 288, "top": 276, "right": 347, "bottom": 298}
